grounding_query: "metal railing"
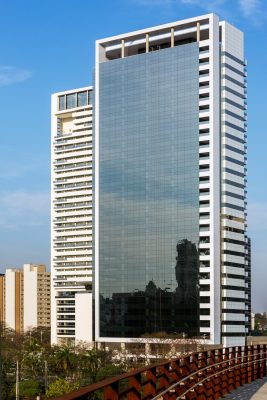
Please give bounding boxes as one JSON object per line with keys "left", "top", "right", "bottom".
{"left": 53, "top": 345, "right": 267, "bottom": 400}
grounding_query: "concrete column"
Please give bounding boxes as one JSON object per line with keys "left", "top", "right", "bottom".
{"left": 197, "top": 22, "right": 200, "bottom": 42}
{"left": 146, "top": 33, "right": 149, "bottom": 53}
{"left": 145, "top": 342, "right": 151, "bottom": 365}
{"left": 171, "top": 28, "right": 175, "bottom": 47}
{"left": 121, "top": 39, "right": 125, "bottom": 58}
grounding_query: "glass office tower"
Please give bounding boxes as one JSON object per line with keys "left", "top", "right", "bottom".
{"left": 95, "top": 14, "right": 248, "bottom": 346}
{"left": 99, "top": 44, "right": 200, "bottom": 338}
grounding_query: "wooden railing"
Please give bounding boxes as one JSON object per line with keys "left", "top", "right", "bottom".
{"left": 53, "top": 345, "right": 267, "bottom": 400}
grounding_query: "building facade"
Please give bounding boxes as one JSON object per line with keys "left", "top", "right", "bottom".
{"left": 23, "top": 264, "right": 51, "bottom": 330}
{"left": 245, "top": 237, "right": 251, "bottom": 333}
{"left": 5, "top": 268, "right": 23, "bottom": 333}
{"left": 0, "top": 274, "right": 5, "bottom": 326}
{"left": 51, "top": 87, "right": 93, "bottom": 345}
{"left": 95, "top": 14, "right": 248, "bottom": 346}
{"left": 2, "top": 264, "right": 50, "bottom": 333}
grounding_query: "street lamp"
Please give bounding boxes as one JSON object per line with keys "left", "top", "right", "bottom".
{"left": 15, "top": 360, "right": 19, "bottom": 400}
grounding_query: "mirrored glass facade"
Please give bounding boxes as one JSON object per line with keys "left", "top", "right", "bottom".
{"left": 99, "top": 43, "right": 200, "bottom": 338}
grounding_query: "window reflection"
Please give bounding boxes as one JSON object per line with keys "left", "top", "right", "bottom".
{"left": 58, "top": 91, "right": 89, "bottom": 111}
{"left": 66, "top": 93, "right": 76, "bottom": 109}
{"left": 99, "top": 43, "right": 200, "bottom": 338}
{"left": 78, "top": 91, "right": 87, "bottom": 107}
{"left": 59, "top": 95, "right": 65, "bottom": 111}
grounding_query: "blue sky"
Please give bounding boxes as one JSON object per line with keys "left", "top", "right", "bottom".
{"left": 0, "top": 0, "right": 266, "bottom": 310}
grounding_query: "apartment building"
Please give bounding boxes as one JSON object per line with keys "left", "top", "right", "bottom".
{"left": 0, "top": 274, "right": 5, "bottom": 326}
{"left": 2, "top": 264, "right": 50, "bottom": 333}
{"left": 51, "top": 87, "right": 93, "bottom": 345}
{"left": 23, "top": 264, "right": 50, "bottom": 330}
{"left": 94, "top": 14, "right": 248, "bottom": 347}
{"left": 5, "top": 268, "right": 23, "bottom": 333}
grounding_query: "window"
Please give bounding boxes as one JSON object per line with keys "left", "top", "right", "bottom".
{"left": 77, "top": 91, "right": 88, "bottom": 107}
{"left": 66, "top": 94, "right": 77, "bottom": 109}
{"left": 59, "top": 95, "right": 65, "bottom": 111}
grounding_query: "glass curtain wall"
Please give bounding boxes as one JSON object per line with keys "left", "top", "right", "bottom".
{"left": 98, "top": 43, "right": 200, "bottom": 338}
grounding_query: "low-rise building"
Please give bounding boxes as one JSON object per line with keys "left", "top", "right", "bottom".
{"left": 0, "top": 274, "right": 5, "bottom": 326}
{"left": 5, "top": 268, "right": 23, "bottom": 333}
{"left": 1, "top": 264, "right": 50, "bottom": 333}
{"left": 23, "top": 264, "right": 51, "bottom": 331}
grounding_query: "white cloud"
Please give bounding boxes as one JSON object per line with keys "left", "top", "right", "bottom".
{"left": 238, "top": 0, "right": 266, "bottom": 25}
{"left": 238, "top": 0, "right": 259, "bottom": 17}
{"left": 132, "top": 0, "right": 170, "bottom": 4}
{"left": 134, "top": 0, "right": 226, "bottom": 7}
{"left": 0, "top": 191, "right": 50, "bottom": 230}
{"left": 181, "top": 0, "right": 225, "bottom": 6}
{"left": 132, "top": 0, "right": 266, "bottom": 24}
{"left": 180, "top": 0, "right": 227, "bottom": 15}
{"left": 2, "top": 191, "right": 49, "bottom": 214}
{"left": 0, "top": 66, "right": 31, "bottom": 87}
{"left": 0, "top": 164, "right": 31, "bottom": 179}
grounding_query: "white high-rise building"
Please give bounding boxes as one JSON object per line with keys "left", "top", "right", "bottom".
{"left": 51, "top": 87, "right": 93, "bottom": 345}
{"left": 0, "top": 274, "right": 5, "bottom": 325}
{"left": 94, "top": 14, "right": 248, "bottom": 347}
{"left": 50, "top": 14, "right": 249, "bottom": 347}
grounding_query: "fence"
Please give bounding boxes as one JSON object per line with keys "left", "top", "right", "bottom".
{"left": 53, "top": 345, "right": 267, "bottom": 400}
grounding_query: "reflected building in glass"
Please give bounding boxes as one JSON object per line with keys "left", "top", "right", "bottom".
{"left": 94, "top": 13, "right": 248, "bottom": 347}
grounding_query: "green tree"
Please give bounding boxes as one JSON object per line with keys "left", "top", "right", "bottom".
{"left": 21, "top": 338, "right": 45, "bottom": 379}
{"left": 52, "top": 345, "right": 76, "bottom": 374}
{"left": 0, "top": 328, "right": 126, "bottom": 397}
{"left": 77, "top": 347, "right": 112, "bottom": 383}
{"left": 11, "top": 379, "right": 41, "bottom": 399}
{"left": 45, "top": 378, "right": 79, "bottom": 399}
{"left": 75, "top": 347, "right": 125, "bottom": 386}
{"left": 95, "top": 364, "right": 124, "bottom": 381}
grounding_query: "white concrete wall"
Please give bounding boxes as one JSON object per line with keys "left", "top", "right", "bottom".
{"left": 5, "top": 269, "right": 16, "bottom": 330}
{"left": 23, "top": 264, "right": 38, "bottom": 331}
{"left": 51, "top": 93, "right": 58, "bottom": 345}
{"left": 221, "top": 21, "right": 244, "bottom": 60}
{"left": 208, "top": 14, "right": 221, "bottom": 345}
{"left": 220, "top": 20, "right": 246, "bottom": 347}
{"left": 75, "top": 292, "right": 93, "bottom": 343}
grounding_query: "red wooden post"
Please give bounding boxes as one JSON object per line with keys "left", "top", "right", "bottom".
{"left": 248, "top": 345, "right": 253, "bottom": 383}
{"left": 104, "top": 381, "right": 119, "bottom": 400}
{"left": 160, "top": 364, "right": 171, "bottom": 396}
{"left": 263, "top": 344, "right": 267, "bottom": 377}
{"left": 127, "top": 373, "right": 142, "bottom": 400}
{"left": 251, "top": 346, "right": 256, "bottom": 381}
{"left": 236, "top": 346, "right": 242, "bottom": 387}
{"left": 143, "top": 367, "right": 157, "bottom": 399}
{"left": 256, "top": 344, "right": 262, "bottom": 379}
{"left": 244, "top": 345, "right": 248, "bottom": 383}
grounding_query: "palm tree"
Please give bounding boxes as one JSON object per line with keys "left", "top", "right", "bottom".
{"left": 54, "top": 346, "right": 75, "bottom": 374}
